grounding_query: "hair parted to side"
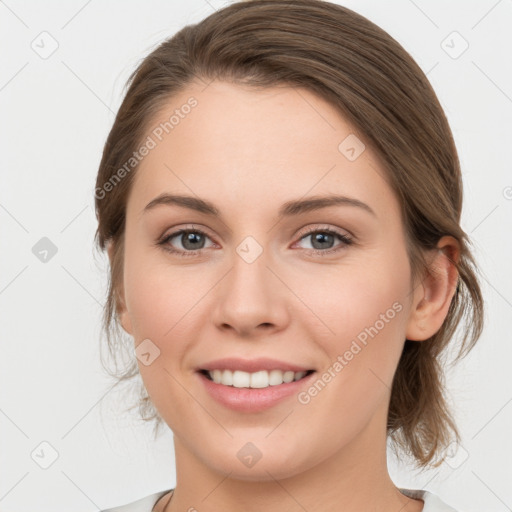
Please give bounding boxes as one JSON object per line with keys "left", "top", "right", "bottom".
{"left": 94, "top": 0, "right": 484, "bottom": 469}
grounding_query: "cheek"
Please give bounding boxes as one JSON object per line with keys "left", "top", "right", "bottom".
{"left": 124, "top": 258, "right": 201, "bottom": 417}
{"left": 123, "top": 238, "right": 201, "bottom": 340}
{"left": 299, "top": 246, "right": 411, "bottom": 381}
{"left": 305, "top": 258, "right": 408, "bottom": 339}
{"left": 123, "top": 249, "right": 213, "bottom": 394}
{"left": 292, "top": 259, "right": 409, "bottom": 439}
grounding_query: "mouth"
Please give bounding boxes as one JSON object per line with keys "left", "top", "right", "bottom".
{"left": 198, "top": 368, "right": 316, "bottom": 389}
{"left": 196, "top": 366, "right": 318, "bottom": 412}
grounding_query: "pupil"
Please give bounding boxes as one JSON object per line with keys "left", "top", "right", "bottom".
{"left": 183, "top": 231, "right": 204, "bottom": 250}
{"left": 312, "top": 232, "right": 333, "bottom": 250}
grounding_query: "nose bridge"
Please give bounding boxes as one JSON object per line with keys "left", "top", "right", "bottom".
{"left": 212, "top": 231, "right": 289, "bottom": 334}
{"left": 227, "top": 233, "right": 274, "bottom": 306}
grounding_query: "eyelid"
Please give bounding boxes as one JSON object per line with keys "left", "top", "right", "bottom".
{"left": 159, "top": 223, "right": 216, "bottom": 241}
{"left": 295, "top": 223, "right": 353, "bottom": 240}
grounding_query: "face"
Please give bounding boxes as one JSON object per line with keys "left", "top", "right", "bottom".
{"left": 112, "top": 80, "right": 426, "bottom": 480}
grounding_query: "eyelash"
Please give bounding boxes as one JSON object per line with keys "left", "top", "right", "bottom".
{"left": 157, "top": 225, "right": 354, "bottom": 259}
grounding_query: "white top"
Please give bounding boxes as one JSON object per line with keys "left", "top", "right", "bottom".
{"left": 101, "top": 487, "right": 459, "bottom": 511}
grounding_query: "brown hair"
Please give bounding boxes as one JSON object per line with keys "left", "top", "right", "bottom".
{"left": 94, "top": 0, "right": 484, "bottom": 469}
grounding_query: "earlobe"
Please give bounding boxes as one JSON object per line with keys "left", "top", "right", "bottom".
{"left": 405, "top": 236, "right": 460, "bottom": 342}
{"left": 115, "top": 281, "right": 134, "bottom": 336}
{"left": 107, "top": 240, "right": 133, "bottom": 336}
{"left": 115, "top": 280, "right": 133, "bottom": 335}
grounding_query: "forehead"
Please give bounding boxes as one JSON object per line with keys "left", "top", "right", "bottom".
{"left": 128, "top": 80, "right": 399, "bottom": 223}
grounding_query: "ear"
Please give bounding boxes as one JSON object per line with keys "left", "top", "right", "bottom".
{"left": 405, "top": 236, "right": 460, "bottom": 341}
{"left": 107, "top": 240, "right": 133, "bottom": 336}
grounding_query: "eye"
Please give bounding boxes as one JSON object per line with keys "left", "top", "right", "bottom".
{"left": 157, "top": 226, "right": 215, "bottom": 257}
{"left": 294, "top": 226, "right": 353, "bottom": 256}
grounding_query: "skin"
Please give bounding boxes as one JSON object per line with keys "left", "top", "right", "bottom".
{"left": 108, "top": 80, "right": 459, "bottom": 512}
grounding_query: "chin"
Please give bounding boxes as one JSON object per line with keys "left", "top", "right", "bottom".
{"left": 198, "top": 441, "right": 317, "bottom": 482}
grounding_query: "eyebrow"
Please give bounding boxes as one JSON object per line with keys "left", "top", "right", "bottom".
{"left": 142, "top": 193, "right": 376, "bottom": 218}
{"left": 142, "top": 193, "right": 377, "bottom": 218}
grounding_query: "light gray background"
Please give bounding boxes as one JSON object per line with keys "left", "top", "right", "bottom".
{"left": 1, "top": 1, "right": 511, "bottom": 511}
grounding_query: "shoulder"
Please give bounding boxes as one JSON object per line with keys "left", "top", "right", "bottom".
{"left": 399, "top": 488, "right": 460, "bottom": 512}
{"left": 101, "top": 488, "right": 458, "bottom": 512}
{"left": 100, "top": 489, "right": 174, "bottom": 512}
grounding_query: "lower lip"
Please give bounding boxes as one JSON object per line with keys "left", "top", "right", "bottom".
{"left": 197, "top": 371, "right": 316, "bottom": 412}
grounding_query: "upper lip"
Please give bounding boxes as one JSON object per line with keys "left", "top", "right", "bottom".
{"left": 197, "top": 357, "right": 314, "bottom": 373}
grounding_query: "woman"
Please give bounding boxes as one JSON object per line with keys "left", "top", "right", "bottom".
{"left": 95, "top": 1, "right": 484, "bottom": 510}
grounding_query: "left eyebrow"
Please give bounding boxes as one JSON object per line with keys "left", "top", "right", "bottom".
{"left": 278, "top": 194, "right": 377, "bottom": 218}
{"left": 142, "top": 193, "right": 377, "bottom": 218}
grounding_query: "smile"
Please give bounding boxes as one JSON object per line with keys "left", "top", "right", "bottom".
{"left": 200, "top": 369, "right": 315, "bottom": 388}
{"left": 197, "top": 369, "right": 317, "bottom": 412}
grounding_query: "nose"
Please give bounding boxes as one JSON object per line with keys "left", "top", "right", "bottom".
{"left": 211, "top": 247, "right": 291, "bottom": 338}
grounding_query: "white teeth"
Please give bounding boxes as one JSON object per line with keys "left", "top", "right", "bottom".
{"left": 233, "top": 370, "right": 250, "bottom": 388}
{"left": 249, "top": 370, "right": 268, "bottom": 388}
{"left": 206, "top": 369, "right": 309, "bottom": 388}
{"left": 221, "top": 370, "right": 233, "bottom": 386}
